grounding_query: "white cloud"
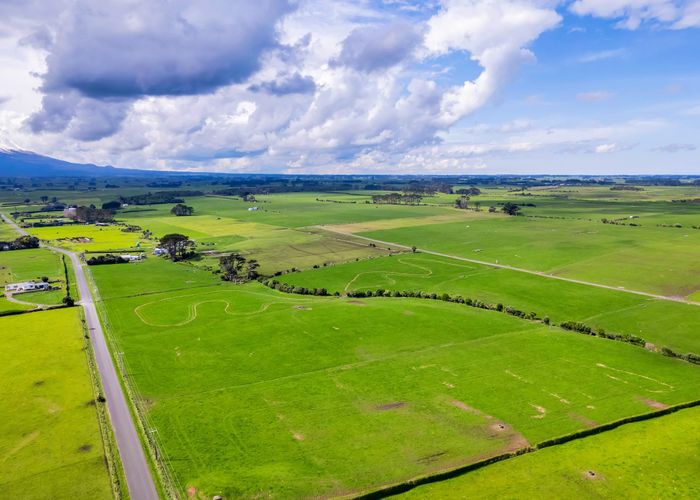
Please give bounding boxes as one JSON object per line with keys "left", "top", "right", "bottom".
{"left": 570, "top": 0, "right": 700, "bottom": 29}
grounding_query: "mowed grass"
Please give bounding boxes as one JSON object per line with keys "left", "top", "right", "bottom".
{"left": 98, "top": 279, "right": 700, "bottom": 498}
{"left": 0, "top": 248, "right": 70, "bottom": 305}
{"left": 276, "top": 253, "right": 700, "bottom": 354}
{"left": 0, "top": 308, "right": 112, "bottom": 499}
{"left": 404, "top": 406, "right": 700, "bottom": 499}
{"left": 28, "top": 224, "right": 147, "bottom": 252}
{"left": 356, "top": 216, "right": 700, "bottom": 297}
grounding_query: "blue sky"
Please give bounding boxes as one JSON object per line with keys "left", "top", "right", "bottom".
{"left": 0, "top": 0, "right": 698, "bottom": 174}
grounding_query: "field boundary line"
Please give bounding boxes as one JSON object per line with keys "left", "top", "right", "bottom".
{"left": 352, "top": 399, "right": 700, "bottom": 499}
{"left": 314, "top": 225, "right": 700, "bottom": 307}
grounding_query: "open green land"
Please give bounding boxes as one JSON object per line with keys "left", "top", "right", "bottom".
{"left": 94, "top": 262, "right": 700, "bottom": 498}
{"left": 353, "top": 215, "right": 700, "bottom": 297}
{"left": 0, "top": 248, "right": 71, "bottom": 306}
{"left": 404, "top": 405, "right": 700, "bottom": 498}
{"left": 27, "top": 224, "right": 148, "bottom": 253}
{"left": 0, "top": 308, "right": 112, "bottom": 499}
{"left": 3, "top": 181, "right": 699, "bottom": 498}
{"left": 276, "top": 252, "right": 700, "bottom": 354}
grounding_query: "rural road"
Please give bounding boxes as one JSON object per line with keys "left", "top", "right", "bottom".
{"left": 1, "top": 213, "right": 159, "bottom": 500}
{"left": 317, "top": 225, "right": 700, "bottom": 307}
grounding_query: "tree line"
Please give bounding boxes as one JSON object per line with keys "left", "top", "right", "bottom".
{"left": 372, "top": 193, "right": 423, "bottom": 205}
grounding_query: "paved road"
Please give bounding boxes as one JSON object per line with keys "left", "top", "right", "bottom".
{"left": 317, "top": 225, "right": 700, "bottom": 307}
{"left": 1, "top": 213, "right": 159, "bottom": 499}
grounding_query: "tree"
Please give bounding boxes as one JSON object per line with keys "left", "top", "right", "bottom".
{"left": 102, "top": 200, "right": 122, "bottom": 210}
{"left": 219, "top": 252, "right": 247, "bottom": 282}
{"left": 454, "top": 195, "right": 469, "bottom": 209}
{"left": 501, "top": 202, "right": 521, "bottom": 216}
{"left": 170, "top": 203, "right": 194, "bottom": 216}
{"left": 40, "top": 195, "right": 49, "bottom": 203}
{"left": 246, "top": 259, "right": 260, "bottom": 280}
{"left": 159, "top": 233, "right": 195, "bottom": 261}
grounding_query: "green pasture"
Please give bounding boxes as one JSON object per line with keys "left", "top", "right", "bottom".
{"left": 358, "top": 216, "right": 700, "bottom": 297}
{"left": 89, "top": 256, "right": 219, "bottom": 300}
{"left": 28, "top": 224, "right": 149, "bottom": 252}
{"left": 276, "top": 253, "right": 700, "bottom": 354}
{"left": 0, "top": 308, "right": 112, "bottom": 499}
{"left": 118, "top": 209, "right": 396, "bottom": 274}
{"left": 404, "top": 405, "right": 700, "bottom": 499}
{"left": 0, "top": 296, "right": 33, "bottom": 314}
{"left": 97, "top": 280, "right": 700, "bottom": 498}
{"left": 0, "top": 248, "right": 70, "bottom": 305}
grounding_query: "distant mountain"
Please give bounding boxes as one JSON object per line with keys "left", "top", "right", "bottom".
{"left": 0, "top": 149, "right": 159, "bottom": 177}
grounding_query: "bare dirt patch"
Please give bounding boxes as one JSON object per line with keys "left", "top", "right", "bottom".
{"left": 583, "top": 469, "right": 604, "bottom": 481}
{"left": 638, "top": 397, "right": 669, "bottom": 410}
{"left": 403, "top": 310, "right": 415, "bottom": 316}
{"left": 488, "top": 422, "right": 510, "bottom": 434}
{"left": 569, "top": 412, "right": 598, "bottom": 428}
{"left": 346, "top": 300, "right": 366, "bottom": 306}
{"left": 293, "top": 305, "right": 311, "bottom": 310}
{"left": 376, "top": 402, "right": 407, "bottom": 411}
{"left": 57, "top": 236, "right": 92, "bottom": 243}
{"left": 186, "top": 486, "right": 197, "bottom": 498}
{"left": 529, "top": 404, "right": 547, "bottom": 419}
{"left": 450, "top": 400, "right": 486, "bottom": 417}
{"left": 292, "top": 432, "right": 305, "bottom": 441}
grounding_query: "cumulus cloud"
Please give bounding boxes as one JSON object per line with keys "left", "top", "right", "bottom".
{"left": 28, "top": 0, "right": 294, "bottom": 140}
{"left": 570, "top": 0, "right": 700, "bottom": 29}
{"left": 424, "top": 0, "right": 561, "bottom": 125}
{"left": 332, "top": 21, "right": 423, "bottom": 72}
{"left": 249, "top": 73, "right": 317, "bottom": 95}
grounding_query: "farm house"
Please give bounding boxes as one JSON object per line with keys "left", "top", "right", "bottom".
{"left": 4, "top": 281, "right": 50, "bottom": 293}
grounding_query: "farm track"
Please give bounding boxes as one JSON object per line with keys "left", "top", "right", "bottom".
{"left": 1, "top": 212, "right": 158, "bottom": 500}
{"left": 315, "top": 225, "right": 700, "bottom": 307}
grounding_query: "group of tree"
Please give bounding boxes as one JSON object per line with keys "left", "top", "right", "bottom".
{"left": 262, "top": 279, "right": 330, "bottom": 296}
{"left": 371, "top": 192, "right": 423, "bottom": 205}
{"left": 170, "top": 203, "right": 194, "bottom": 216}
{"left": 159, "top": 233, "right": 195, "bottom": 261}
{"left": 454, "top": 195, "right": 469, "bottom": 209}
{"left": 87, "top": 254, "right": 128, "bottom": 266}
{"left": 455, "top": 187, "right": 481, "bottom": 196}
{"left": 102, "top": 200, "right": 122, "bottom": 210}
{"left": 0, "top": 235, "right": 40, "bottom": 251}
{"left": 67, "top": 206, "right": 115, "bottom": 223}
{"left": 501, "top": 202, "right": 521, "bottom": 216}
{"left": 219, "top": 252, "right": 259, "bottom": 282}
{"left": 118, "top": 190, "right": 203, "bottom": 205}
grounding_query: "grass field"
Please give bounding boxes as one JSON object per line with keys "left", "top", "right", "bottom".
{"left": 351, "top": 215, "right": 700, "bottom": 297}
{"left": 405, "top": 405, "right": 700, "bottom": 498}
{"left": 276, "top": 253, "right": 700, "bottom": 354}
{"left": 94, "top": 272, "right": 700, "bottom": 498}
{"left": 0, "top": 248, "right": 71, "bottom": 305}
{"left": 0, "top": 308, "right": 112, "bottom": 499}
{"left": 27, "top": 224, "right": 148, "bottom": 252}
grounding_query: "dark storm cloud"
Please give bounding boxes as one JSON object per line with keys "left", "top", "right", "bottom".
{"left": 332, "top": 21, "right": 422, "bottom": 73}
{"left": 28, "top": 0, "right": 295, "bottom": 140}
{"left": 249, "top": 73, "right": 317, "bottom": 95}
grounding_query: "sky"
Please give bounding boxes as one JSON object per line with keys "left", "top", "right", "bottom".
{"left": 0, "top": 0, "right": 699, "bottom": 175}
